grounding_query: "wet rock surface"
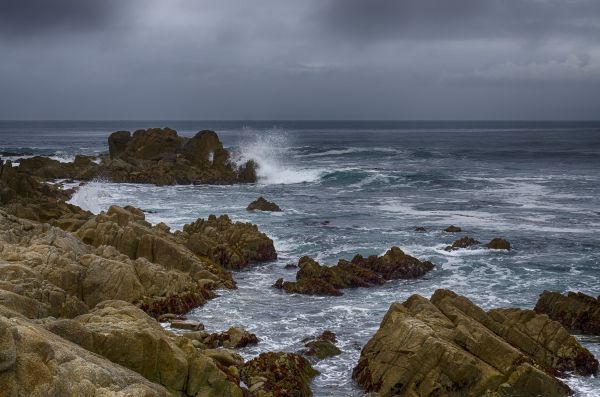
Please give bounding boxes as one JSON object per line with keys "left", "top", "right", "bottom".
{"left": 353, "top": 289, "right": 597, "bottom": 397}
{"left": 274, "top": 247, "right": 434, "bottom": 296}
{"left": 240, "top": 352, "right": 319, "bottom": 397}
{"left": 444, "top": 225, "right": 462, "bottom": 232}
{"left": 486, "top": 237, "right": 511, "bottom": 250}
{"left": 535, "top": 290, "right": 600, "bottom": 335}
{"left": 247, "top": 196, "right": 282, "bottom": 212}
{"left": 444, "top": 235, "right": 481, "bottom": 251}
{"left": 301, "top": 330, "right": 341, "bottom": 360}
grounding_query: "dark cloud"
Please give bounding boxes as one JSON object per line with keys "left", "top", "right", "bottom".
{"left": 0, "top": 0, "right": 598, "bottom": 119}
{"left": 315, "top": 0, "right": 600, "bottom": 42}
{"left": 0, "top": 0, "right": 125, "bottom": 37}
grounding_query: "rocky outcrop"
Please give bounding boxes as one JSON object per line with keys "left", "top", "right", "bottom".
{"left": 444, "top": 236, "right": 480, "bottom": 251}
{"left": 0, "top": 312, "right": 171, "bottom": 397}
{"left": 182, "top": 326, "right": 259, "bottom": 349}
{"left": 444, "top": 225, "right": 462, "bottom": 232}
{"left": 486, "top": 238, "right": 511, "bottom": 250}
{"left": 182, "top": 214, "right": 277, "bottom": 270}
{"left": 46, "top": 301, "right": 244, "bottom": 397}
{"left": 353, "top": 289, "right": 597, "bottom": 397}
{"left": 275, "top": 247, "right": 433, "bottom": 296}
{"left": 247, "top": 197, "right": 282, "bottom": 212}
{"left": 301, "top": 330, "right": 341, "bottom": 360}
{"left": 535, "top": 291, "right": 600, "bottom": 335}
{"left": 13, "top": 128, "right": 257, "bottom": 186}
{"left": 240, "top": 352, "right": 318, "bottom": 397}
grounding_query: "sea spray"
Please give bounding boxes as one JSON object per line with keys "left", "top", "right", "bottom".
{"left": 67, "top": 179, "right": 111, "bottom": 214}
{"left": 234, "top": 129, "right": 324, "bottom": 185}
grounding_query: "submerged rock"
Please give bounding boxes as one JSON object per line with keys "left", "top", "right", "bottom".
{"left": 535, "top": 291, "right": 600, "bottom": 335}
{"left": 247, "top": 196, "right": 282, "bottom": 212}
{"left": 444, "top": 225, "right": 462, "bottom": 232}
{"left": 486, "top": 237, "right": 511, "bottom": 250}
{"left": 301, "top": 330, "right": 341, "bottom": 360}
{"left": 444, "top": 236, "right": 480, "bottom": 251}
{"left": 274, "top": 247, "right": 433, "bottom": 296}
{"left": 241, "top": 352, "right": 319, "bottom": 397}
{"left": 414, "top": 226, "right": 427, "bottom": 232}
{"left": 353, "top": 289, "right": 597, "bottom": 397}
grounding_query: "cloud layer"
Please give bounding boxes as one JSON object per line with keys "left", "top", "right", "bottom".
{"left": 0, "top": 0, "right": 599, "bottom": 119}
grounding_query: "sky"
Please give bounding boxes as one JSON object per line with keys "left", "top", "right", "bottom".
{"left": 0, "top": 0, "right": 599, "bottom": 120}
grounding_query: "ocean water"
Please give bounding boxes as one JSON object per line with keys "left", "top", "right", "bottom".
{"left": 1, "top": 121, "right": 600, "bottom": 396}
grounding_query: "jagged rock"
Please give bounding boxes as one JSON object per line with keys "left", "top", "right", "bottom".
{"left": 247, "top": 197, "right": 282, "bottom": 212}
{"left": 171, "top": 319, "right": 204, "bottom": 331}
{"left": 275, "top": 248, "right": 433, "bottom": 296}
{"left": 535, "top": 291, "right": 600, "bottom": 335}
{"left": 486, "top": 238, "right": 511, "bottom": 250}
{"left": 301, "top": 330, "right": 341, "bottom": 360}
{"left": 353, "top": 289, "right": 597, "bottom": 397}
{"left": 241, "top": 352, "right": 319, "bottom": 397}
{"left": 48, "top": 300, "right": 244, "bottom": 396}
{"left": 414, "top": 226, "right": 427, "bottom": 232}
{"left": 444, "top": 236, "right": 480, "bottom": 251}
{"left": 182, "top": 214, "right": 277, "bottom": 269}
{"left": 0, "top": 311, "right": 170, "bottom": 396}
{"left": 444, "top": 225, "right": 462, "bottom": 232}
{"left": 192, "top": 327, "right": 259, "bottom": 349}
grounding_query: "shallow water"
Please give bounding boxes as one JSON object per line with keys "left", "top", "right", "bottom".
{"left": 2, "top": 121, "right": 600, "bottom": 396}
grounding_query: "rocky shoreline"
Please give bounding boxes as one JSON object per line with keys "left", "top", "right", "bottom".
{"left": 0, "top": 129, "right": 598, "bottom": 396}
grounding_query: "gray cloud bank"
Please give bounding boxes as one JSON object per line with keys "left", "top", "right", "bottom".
{"left": 0, "top": 0, "right": 599, "bottom": 120}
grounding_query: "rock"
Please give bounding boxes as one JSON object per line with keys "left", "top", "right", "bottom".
{"left": 301, "top": 331, "right": 341, "bottom": 360}
{"left": 444, "top": 225, "right": 462, "bottom": 232}
{"left": 247, "top": 197, "right": 282, "bottom": 212}
{"left": 0, "top": 311, "right": 171, "bottom": 396}
{"left": 414, "top": 226, "right": 427, "bottom": 232}
{"left": 444, "top": 236, "right": 480, "bottom": 251}
{"left": 284, "top": 263, "right": 297, "bottom": 269}
{"left": 170, "top": 319, "right": 204, "bottom": 331}
{"left": 202, "top": 327, "right": 259, "bottom": 349}
{"left": 353, "top": 289, "right": 597, "bottom": 397}
{"left": 275, "top": 248, "right": 433, "bottom": 296}
{"left": 108, "top": 130, "right": 131, "bottom": 159}
{"left": 486, "top": 237, "right": 511, "bottom": 250}
{"left": 182, "top": 214, "right": 277, "bottom": 269}
{"left": 534, "top": 291, "right": 600, "bottom": 335}
{"left": 241, "top": 352, "right": 319, "bottom": 397}
{"left": 60, "top": 300, "right": 244, "bottom": 397}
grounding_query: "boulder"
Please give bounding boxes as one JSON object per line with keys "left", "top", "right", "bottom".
{"left": 275, "top": 248, "right": 433, "bottom": 296}
{"left": 444, "top": 236, "right": 480, "bottom": 251}
{"left": 247, "top": 197, "right": 282, "bottom": 212}
{"left": 171, "top": 319, "right": 204, "bottom": 331}
{"left": 534, "top": 291, "right": 600, "bottom": 335}
{"left": 301, "top": 330, "right": 341, "bottom": 360}
{"left": 192, "top": 327, "right": 259, "bottom": 349}
{"left": 182, "top": 214, "right": 277, "bottom": 269}
{"left": 241, "top": 352, "right": 318, "bottom": 397}
{"left": 444, "top": 225, "right": 462, "bottom": 232}
{"left": 108, "top": 130, "right": 131, "bottom": 159}
{"left": 0, "top": 312, "right": 171, "bottom": 397}
{"left": 353, "top": 289, "right": 597, "bottom": 397}
{"left": 486, "top": 238, "right": 511, "bottom": 250}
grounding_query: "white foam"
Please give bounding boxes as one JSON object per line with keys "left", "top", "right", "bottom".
{"left": 235, "top": 131, "right": 324, "bottom": 185}
{"left": 67, "top": 180, "right": 111, "bottom": 214}
{"left": 300, "top": 147, "right": 397, "bottom": 158}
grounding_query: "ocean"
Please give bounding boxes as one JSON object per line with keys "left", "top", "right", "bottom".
{"left": 2, "top": 120, "right": 599, "bottom": 396}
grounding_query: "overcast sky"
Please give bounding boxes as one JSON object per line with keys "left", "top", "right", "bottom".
{"left": 1, "top": 0, "right": 599, "bottom": 120}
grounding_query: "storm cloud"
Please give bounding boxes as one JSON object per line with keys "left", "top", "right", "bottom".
{"left": 0, "top": 0, "right": 599, "bottom": 119}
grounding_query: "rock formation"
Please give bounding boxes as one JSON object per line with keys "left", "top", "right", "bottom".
{"left": 274, "top": 247, "right": 434, "bottom": 296}
{"left": 444, "top": 225, "right": 462, "bottom": 232}
{"left": 353, "top": 289, "right": 598, "bottom": 397}
{"left": 535, "top": 291, "right": 600, "bottom": 335}
{"left": 486, "top": 237, "right": 511, "bottom": 250}
{"left": 301, "top": 330, "right": 341, "bottom": 360}
{"left": 444, "top": 236, "right": 480, "bottom": 251}
{"left": 14, "top": 128, "right": 257, "bottom": 186}
{"left": 247, "top": 197, "right": 282, "bottom": 212}
{"left": 182, "top": 326, "right": 259, "bottom": 349}
{"left": 240, "top": 352, "right": 319, "bottom": 397}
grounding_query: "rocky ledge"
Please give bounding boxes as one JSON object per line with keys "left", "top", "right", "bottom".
{"left": 535, "top": 290, "right": 600, "bottom": 335}
{"left": 247, "top": 196, "right": 282, "bottom": 212}
{"left": 274, "top": 247, "right": 434, "bottom": 296}
{"left": 16, "top": 128, "right": 257, "bottom": 186}
{"left": 353, "top": 289, "right": 598, "bottom": 397}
